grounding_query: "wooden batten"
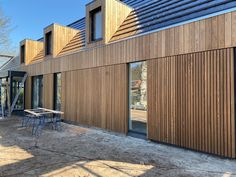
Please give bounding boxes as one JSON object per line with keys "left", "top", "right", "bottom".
{"left": 44, "top": 24, "right": 80, "bottom": 58}
{"left": 25, "top": 76, "right": 32, "bottom": 109}
{"left": 86, "top": 0, "right": 132, "bottom": 47}
{"left": 20, "top": 39, "right": 43, "bottom": 65}
{"left": 43, "top": 74, "right": 54, "bottom": 109}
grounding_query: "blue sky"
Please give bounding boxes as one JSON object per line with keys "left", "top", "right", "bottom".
{"left": 0, "top": 0, "right": 90, "bottom": 54}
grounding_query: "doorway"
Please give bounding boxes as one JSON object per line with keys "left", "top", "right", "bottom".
{"left": 11, "top": 76, "right": 25, "bottom": 110}
{"left": 129, "top": 61, "right": 147, "bottom": 135}
{"left": 32, "top": 75, "right": 43, "bottom": 108}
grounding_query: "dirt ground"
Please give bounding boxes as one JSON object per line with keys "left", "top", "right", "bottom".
{"left": 0, "top": 117, "right": 236, "bottom": 177}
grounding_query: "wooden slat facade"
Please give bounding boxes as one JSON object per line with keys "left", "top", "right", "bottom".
{"left": 25, "top": 76, "right": 32, "bottom": 109}
{"left": 147, "top": 48, "right": 235, "bottom": 158}
{"left": 61, "top": 64, "right": 128, "bottom": 133}
{"left": 21, "top": 10, "right": 236, "bottom": 158}
{"left": 19, "top": 11, "right": 236, "bottom": 76}
{"left": 85, "top": 0, "right": 132, "bottom": 47}
{"left": 20, "top": 40, "right": 43, "bottom": 65}
{"left": 44, "top": 24, "right": 79, "bottom": 58}
{"left": 43, "top": 74, "right": 54, "bottom": 110}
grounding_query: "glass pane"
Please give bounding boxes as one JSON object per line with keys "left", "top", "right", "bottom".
{"left": 45, "top": 32, "right": 52, "bottom": 55}
{"left": 91, "top": 8, "right": 102, "bottom": 41}
{"left": 38, "top": 76, "right": 43, "bottom": 107}
{"left": 54, "top": 73, "right": 61, "bottom": 111}
{"left": 95, "top": 11, "right": 102, "bottom": 40}
{"left": 32, "top": 76, "right": 43, "bottom": 108}
{"left": 32, "top": 77, "right": 38, "bottom": 108}
{"left": 129, "top": 61, "right": 147, "bottom": 134}
{"left": 12, "top": 76, "right": 24, "bottom": 110}
{"left": 0, "top": 78, "right": 7, "bottom": 109}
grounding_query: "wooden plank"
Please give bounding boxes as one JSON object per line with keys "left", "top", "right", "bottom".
{"left": 25, "top": 77, "right": 32, "bottom": 109}
{"left": 230, "top": 48, "right": 236, "bottom": 158}
{"left": 43, "top": 74, "right": 54, "bottom": 109}
{"left": 62, "top": 64, "right": 128, "bottom": 133}
{"left": 225, "top": 13, "right": 232, "bottom": 47}
{"left": 147, "top": 48, "right": 235, "bottom": 158}
{"left": 21, "top": 12, "right": 236, "bottom": 76}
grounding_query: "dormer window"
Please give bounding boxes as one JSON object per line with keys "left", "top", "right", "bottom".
{"left": 90, "top": 7, "right": 102, "bottom": 41}
{"left": 20, "top": 45, "right": 25, "bottom": 63}
{"left": 45, "top": 31, "right": 52, "bottom": 55}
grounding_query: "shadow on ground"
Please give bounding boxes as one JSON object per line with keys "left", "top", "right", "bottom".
{"left": 0, "top": 117, "right": 236, "bottom": 177}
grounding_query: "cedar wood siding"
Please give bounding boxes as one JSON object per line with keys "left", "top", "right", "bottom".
{"left": 21, "top": 11, "right": 236, "bottom": 158}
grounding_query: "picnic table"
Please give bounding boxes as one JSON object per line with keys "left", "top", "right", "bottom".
{"left": 23, "top": 108, "right": 64, "bottom": 136}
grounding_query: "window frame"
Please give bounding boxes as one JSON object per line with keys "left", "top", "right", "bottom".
{"left": 45, "top": 31, "right": 52, "bottom": 56}
{"left": 90, "top": 7, "right": 102, "bottom": 42}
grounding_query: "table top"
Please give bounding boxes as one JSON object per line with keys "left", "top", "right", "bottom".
{"left": 24, "top": 108, "right": 64, "bottom": 117}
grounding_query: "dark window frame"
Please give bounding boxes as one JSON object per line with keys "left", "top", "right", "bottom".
{"left": 10, "top": 76, "right": 25, "bottom": 111}
{"left": 20, "top": 45, "right": 25, "bottom": 63}
{"left": 90, "top": 7, "right": 102, "bottom": 42}
{"left": 45, "top": 31, "right": 52, "bottom": 56}
{"left": 53, "top": 73, "right": 62, "bottom": 111}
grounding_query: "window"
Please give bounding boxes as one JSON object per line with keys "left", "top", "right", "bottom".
{"left": 54, "top": 73, "right": 61, "bottom": 111}
{"left": 32, "top": 75, "right": 43, "bottom": 108}
{"left": 90, "top": 7, "right": 102, "bottom": 41}
{"left": 129, "top": 61, "right": 147, "bottom": 135}
{"left": 11, "top": 76, "right": 24, "bottom": 110}
{"left": 21, "top": 45, "right": 25, "bottom": 63}
{"left": 0, "top": 78, "right": 7, "bottom": 110}
{"left": 45, "top": 31, "right": 52, "bottom": 55}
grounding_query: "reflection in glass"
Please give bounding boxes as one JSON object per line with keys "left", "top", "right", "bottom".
{"left": 129, "top": 61, "right": 147, "bottom": 134}
{"left": 54, "top": 73, "right": 61, "bottom": 111}
{"left": 91, "top": 7, "right": 102, "bottom": 41}
{"left": 0, "top": 78, "right": 8, "bottom": 110}
{"left": 12, "top": 76, "right": 24, "bottom": 110}
{"left": 32, "top": 75, "right": 43, "bottom": 108}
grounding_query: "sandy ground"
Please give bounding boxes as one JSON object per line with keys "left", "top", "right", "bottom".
{"left": 0, "top": 117, "right": 236, "bottom": 177}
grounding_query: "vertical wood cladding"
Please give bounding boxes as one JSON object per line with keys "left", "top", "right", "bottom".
{"left": 62, "top": 64, "right": 128, "bottom": 134}
{"left": 43, "top": 74, "right": 54, "bottom": 109}
{"left": 23, "top": 48, "right": 236, "bottom": 158}
{"left": 25, "top": 76, "right": 32, "bottom": 109}
{"left": 25, "top": 74, "right": 54, "bottom": 109}
{"left": 147, "top": 48, "right": 235, "bottom": 158}
{"left": 20, "top": 40, "right": 43, "bottom": 65}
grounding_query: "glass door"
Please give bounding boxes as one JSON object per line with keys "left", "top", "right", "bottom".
{"left": 54, "top": 73, "right": 62, "bottom": 111}
{"left": 129, "top": 61, "right": 147, "bottom": 134}
{"left": 32, "top": 75, "right": 43, "bottom": 108}
{"left": 11, "top": 76, "right": 25, "bottom": 110}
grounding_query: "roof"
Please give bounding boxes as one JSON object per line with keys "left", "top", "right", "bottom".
{"left": 5, "top": 0, "right": 236, "bottom": 67}
{"left": 64, "top": 0, "right": 236, "bottom": 43}
{"left": 0, "top": 55, "right": 13, "bottom": 68}
{"left": 112, "top": 0, "right": 236, "bottom": 41}
{"left": 0, "top": 56, "right": 20, "bottom": 78}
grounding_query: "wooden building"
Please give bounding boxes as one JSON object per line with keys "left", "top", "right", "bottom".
{"left": 1, "top": 0, "right": 236, "bottom": 158}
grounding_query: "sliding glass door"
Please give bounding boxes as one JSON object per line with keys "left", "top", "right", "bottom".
{"left": 32, "top": 75, "right": 43, "bottom": 108}
{"left": 129, "top": 61, "right": 147, "bottom": 134}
